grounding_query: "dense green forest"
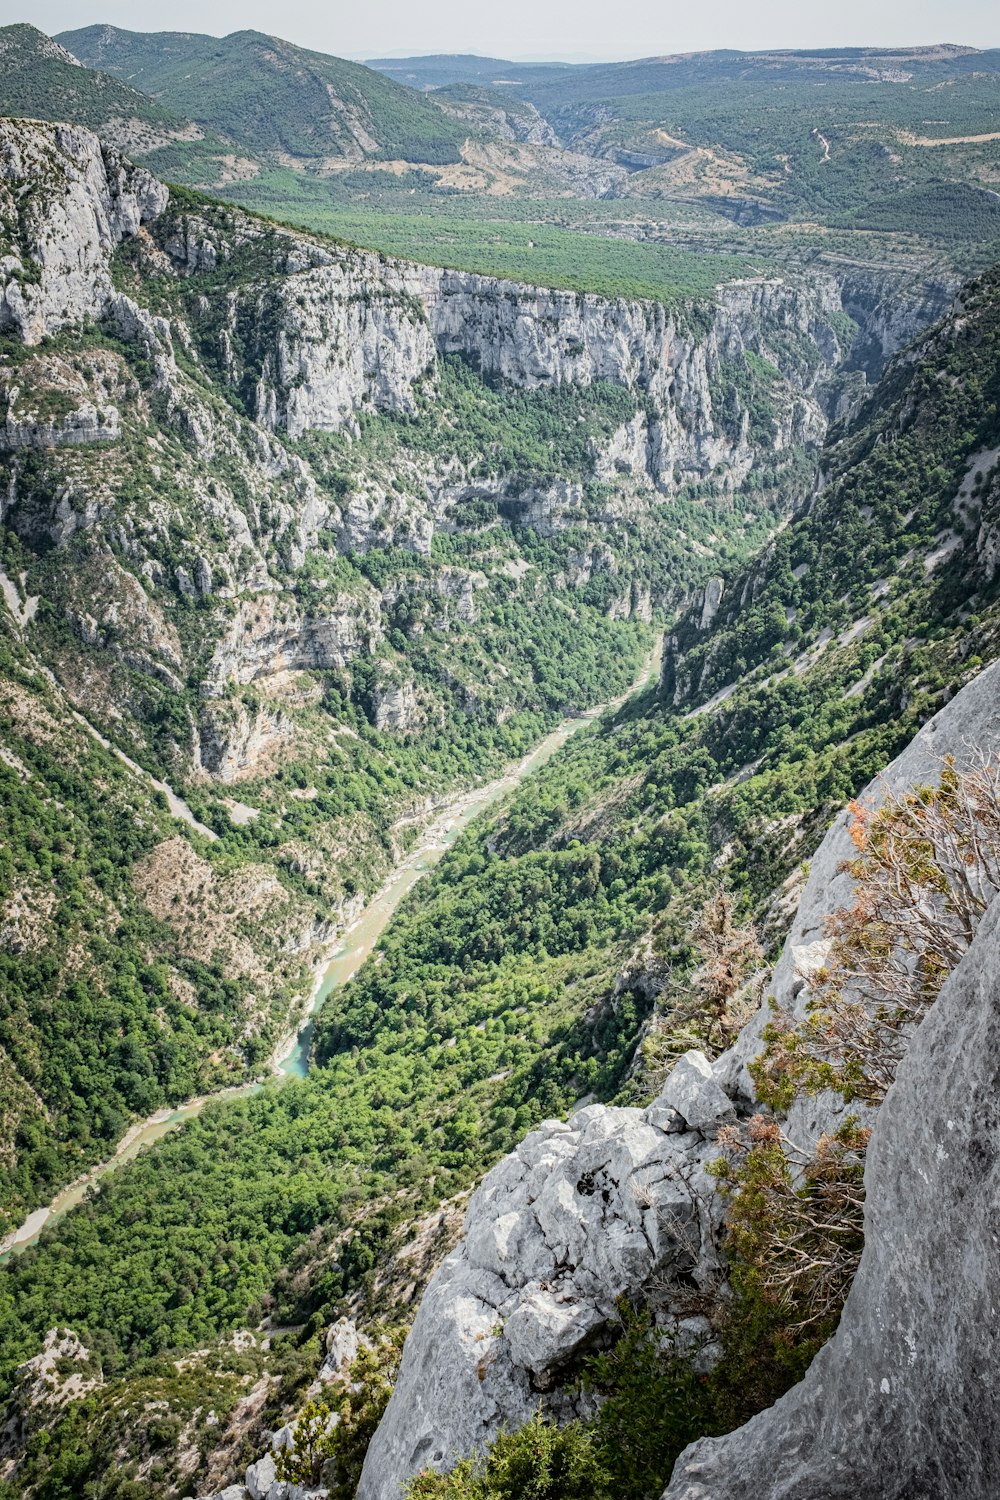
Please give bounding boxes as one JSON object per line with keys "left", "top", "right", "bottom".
{"left": 0, "top": 24, "right": 185, "bottom": 133}
{"left": 215, "top": 203, "right": 759, "bottom": 304}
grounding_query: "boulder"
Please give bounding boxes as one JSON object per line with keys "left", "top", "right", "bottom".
{"left": 660, "top": 1051, "right": 735, "bottom": 1132}
{"left": 356, "top": 1091, "right": 722, "bottom": 1499}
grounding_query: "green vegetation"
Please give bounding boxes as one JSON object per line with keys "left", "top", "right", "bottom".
{"left": 3, "top": 264, "right": 1000, "bottom": 1493}
{"left": 59, "top": 25, "right": 467, "bottom": 165}
{"left": 276, "top": 1326, "right": 404, "bottom": 1496}
{"left": 300, "top": 355, "right": 641, "bottom": 483}
{"left": 0, "top": 24, "right": 185, "bottom": 134}
{"left": 0, "top": 630, "right": 308, "bottom": 1232}
{"left": 408, "top": 1411, "right": 614, "bottom": 1499}
{"left": 213, "top": 199, "right": 758, "bottom": 303}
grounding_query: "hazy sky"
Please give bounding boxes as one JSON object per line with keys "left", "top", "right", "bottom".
{"left": 19, "top": 0, "right": 1000, "bottom": 62}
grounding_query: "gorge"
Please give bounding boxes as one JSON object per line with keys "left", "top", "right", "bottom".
{"left": 1, "top": 24, "right": 1000, "bottom": 1500}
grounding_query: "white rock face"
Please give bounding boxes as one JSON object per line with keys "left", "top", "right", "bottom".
{"left": 372, "top": 679, "right": 420, "bottom": 733}
{"left": 663, "top": 891, "right": 1000, "bottom": 1500}
{"left": 0, "top": 119, "right": 167, "bottom": 344}
{"left": 357, "top": 1069, "right": 726, "bottom": 1499}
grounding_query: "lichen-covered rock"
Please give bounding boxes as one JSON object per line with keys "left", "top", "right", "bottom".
{"left": 662, "top": 891, "right": 1000, "bottom": 1500}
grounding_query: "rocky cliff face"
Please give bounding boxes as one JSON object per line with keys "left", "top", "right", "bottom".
{"left": 0, "top": 118, "right": 167, "bottom": 344}
{"left": 1, "top": 114, "right": 884, "bottom": 800}
{"left": 663, "top": 888, "right": 1000, "bottom": 1500}
{"left": 244, "top": 260, "right": 849, "bottom": 495}
{"left": 358, "top": 1065, "right": 734, "bottom": 1500}
{"left": 358, "top": 660, "right": 1000, "bottom": 1496}
{"left": 0, "top": 122, "right": 918, "bottom": 502}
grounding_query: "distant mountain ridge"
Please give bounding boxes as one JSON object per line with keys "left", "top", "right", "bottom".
{"left": 366, "top": 41, "right": 1000, "bottom": 92}
{"left": 58, "top": 23, "right": 468, "bottom": 164}
{"left": 0, "top": 21, "right": 197, "bottom": 156}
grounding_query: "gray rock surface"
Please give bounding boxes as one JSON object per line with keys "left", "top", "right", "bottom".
{"left": 360, "top": 659, "right": 1000, "bottom": 1499}
{"left": 357, "top": 1068, "right": 726, "bottom": 1499}
{"left": 663, "top": 891, "right": 1000, "bottom": 1500}
{"left": 0, "top": 119, "right": 166, "bottom": 344}
{"left": 660, "top": 1050, "right": 735, "bottom": 1131}
{"left": 718, "top": 656, "right": 1000, "bottom": 1119}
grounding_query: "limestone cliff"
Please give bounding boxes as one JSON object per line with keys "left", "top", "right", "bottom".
{"left": 0, "top": 117, "right": 167, "bottom": 344}
{"left": 357, "top": 659, "right": 1000, "bottom": 1496}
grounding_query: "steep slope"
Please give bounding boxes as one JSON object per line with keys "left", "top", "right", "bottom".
{"left": 0, "top": 113, "right": 872, "bottom": 1237}
{"left": 59, "top": 26, "right": 468, "bottom": 165}
{"left": 664, "top": 891, "right": 1000, "bottom": 1500}
{"left": 0, "top": 202, "right": 995, "bottom": 1495}
{"left": 0, "top": 24, "right": 189, "bottom": 151}
{"left": 359, "top": 661, "right": 1000, "bottom": 1499}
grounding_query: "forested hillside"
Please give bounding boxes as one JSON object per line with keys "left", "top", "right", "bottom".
{"left": 59, "top": 26, "right": 469, "bottom": 165}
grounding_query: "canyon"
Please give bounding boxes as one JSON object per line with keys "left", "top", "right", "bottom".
{"left": 0, "top": 42, "right": 999, "bottom": 1500}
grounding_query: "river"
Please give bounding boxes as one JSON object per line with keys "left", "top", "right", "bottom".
{"left": 0, "top": 647, "right": 660, "bottom": 1263}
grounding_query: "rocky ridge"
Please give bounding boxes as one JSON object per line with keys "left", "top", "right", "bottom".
{"left": 354, "top": 659, "right": 1000, "bottom": 1497}
{"left": 663, "top": 890, "right": 1000, "bottom": 1500}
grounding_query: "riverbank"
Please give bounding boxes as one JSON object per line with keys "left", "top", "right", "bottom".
{"left": 0, "top": 645, "right": 660, "bottom": 1262}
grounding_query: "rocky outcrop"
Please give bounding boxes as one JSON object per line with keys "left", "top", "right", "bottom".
{"left": 0, "top": 400, "right": 120, "bottom": 450}
{"left": 357, "top": 1055, "right": 734, "bottom": 1499}
{"left": 662, "top": 891, "right": 1000, "bottom": 1500}
{"left": 196, "top": 699, "right": 295, "bottom": 784}
{"left": 0, "top": 118, "right": 167, "bottom": 344}
{"left": 202, "top": 589, "right": 382, "bottom": 693}
{"left": 245, "top": 264, "right": 437, "bottom": 440}
{"left": 371, "top": 678, "right": 420, "bottom": 733}
{"left": 193, "top": 1320, "right": 366, "bottom": 1500}
{"left": 718, "top": 656, "right": 1000, "bottom": 1143}
{"left": 360, "top": 659, "right": 1000, "bottom": 1497}
{"left": 838, "top": 268, "right": 954, "bottom": 381}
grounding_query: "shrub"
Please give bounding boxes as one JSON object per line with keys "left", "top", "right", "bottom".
{"left": 406, "top": 1411, "right": 614, "bottom": 1499}
{"left": 712, "top": 1114, "right": 869, "bottom": 1338}
{"left": 276, "top": 1325, "right": 404, "bottom": 1496}
{"left": 754, "top": 755, "right": 1000, "bottom": 1110}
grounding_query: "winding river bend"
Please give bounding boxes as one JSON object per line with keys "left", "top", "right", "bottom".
{"left": 0, "top": 649, "right": 660, "bottom": 1263}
